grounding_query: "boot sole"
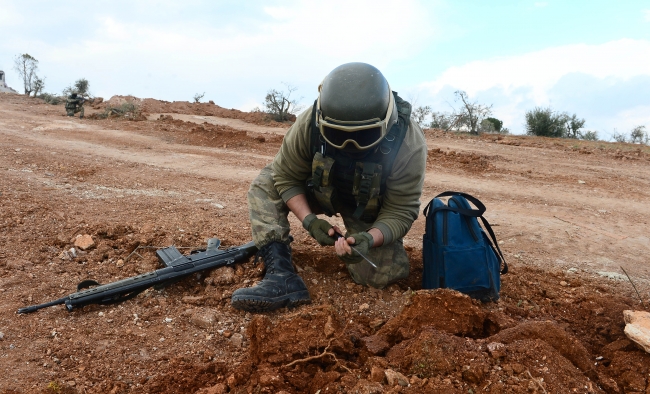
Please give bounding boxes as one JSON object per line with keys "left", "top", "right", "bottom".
{"left": 231, "top": 291, "right": 311, "bottom": 313}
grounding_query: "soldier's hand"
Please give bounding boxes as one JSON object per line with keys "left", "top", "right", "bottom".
{"left": 335, "top": 232, "right": 373, "bottom": 264}
{"left": 302, "top": 213, "right": 336, "bottom": 246}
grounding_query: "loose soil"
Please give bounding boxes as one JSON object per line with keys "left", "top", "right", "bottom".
{"left": 1, "top": 93, "right": 649, "bottom": 394}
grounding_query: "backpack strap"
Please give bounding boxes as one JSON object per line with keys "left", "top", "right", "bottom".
{"left": 424, "top": 191, "right": 508, "bottom": 274}
{"left": 477, "top": 215, "right": 508, "bottom": 274}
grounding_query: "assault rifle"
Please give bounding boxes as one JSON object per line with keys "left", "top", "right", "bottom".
{"left": 18, "top": 239, "right": 257, "bottom": 314}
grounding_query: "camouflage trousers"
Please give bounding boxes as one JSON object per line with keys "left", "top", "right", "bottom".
{"left": 66, "top": 106, "right": 84, "bottom": 118}
{"left": 248, "top": 164, "right": 409, "bottom": 289}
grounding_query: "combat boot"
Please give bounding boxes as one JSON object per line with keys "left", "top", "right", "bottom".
{"left": 231, "top": 241, "right": 310, "bottom": 312}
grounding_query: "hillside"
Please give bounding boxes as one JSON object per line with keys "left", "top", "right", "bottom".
{"left": 1, "top": 93, "right": 649, "bottom": 393}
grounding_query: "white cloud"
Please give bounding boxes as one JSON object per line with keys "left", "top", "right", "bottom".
{"left": 423, "top": 39, "right": 650, "bottom": 103}
{"left": 418, "top": 39, "right": 650, "bottom": 136}
{"left": 3, "top": 0, "right": 434, "bottom": 104}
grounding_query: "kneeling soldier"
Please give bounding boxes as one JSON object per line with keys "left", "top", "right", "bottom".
{"left": 232, "top": 62, "right": 427, "bottom": 313}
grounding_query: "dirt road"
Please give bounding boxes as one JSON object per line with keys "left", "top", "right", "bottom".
{"left": 1, "top": 93, "right": 649, "bottom": 393}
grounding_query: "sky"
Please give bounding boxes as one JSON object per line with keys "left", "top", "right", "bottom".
{"left": 1, "top": 0, "right": 649, "bottom": 139}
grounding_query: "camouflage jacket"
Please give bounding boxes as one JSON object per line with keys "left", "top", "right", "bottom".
{"left": 272, "top": 101, "right": 427, "bottom": 245}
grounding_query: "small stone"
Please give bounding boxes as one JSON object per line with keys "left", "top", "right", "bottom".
{"left": 359, "top": 303, "right": 369, "bottom": 311}
{"left": 189, "top": 312, "right": 215, "bottom": 329}
{"left": 370, "top": 366, "right": 384, "bottom": 383}
{"left": 370, "top": 318, "right": 384, "bottom": 329}
{"left": 98, "top": 312, "right": 104, "bottom": 317}
{"left": 511, "top": 363, "right": 526, "bottom": 374}
{"left": 116, "top": 259, "right": 124, "bottom": 267}
{"left": 223, "top": 331, "right": 232, "bottom": 338}
{"left": 74, "top": 235, "right": 95, "bottom": 251}
{"left": 0, "top": 332, "right": 4, "bottom": 340}
{"left": 164, "top": 317, "right": 172, "bottom": 323}
{"left": 68, "top": 247, "right": 77, "bottom": 258}
{"left": 230, "top": 333, "right": 244, "bottom": 347}
{"left": 181, "top": 296, "right": 204, "bottom": 305}
{"left": 384, "top": 369, "right": 409, "bottom": 387}
{"left": 560, "top": 281, "right": 568, "bottom": 287}
{"left": 360, "top": 335, "right": 390, "bottom": 355}
{"left": 578, "top": 180, "right": 586, "bottom": 184}
{"left": 208, "top": 266, "right": 235, "bottom": 285}
{"left": 324, "top": 316, "right": 336, "bottom": 338}
{"left": 487, "top": 342, "right": 506, "bottom": 358}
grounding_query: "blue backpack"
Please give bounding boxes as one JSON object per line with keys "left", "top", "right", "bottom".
{"left": 422, "top": 191, "right": 507, "bottom": 302}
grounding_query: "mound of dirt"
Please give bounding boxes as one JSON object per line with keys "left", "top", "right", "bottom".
{"left": 427, "top": 147, "right": 499, "bottom": 174}
{"left": 103, "top": 95, "right": 293, "bottom": 127}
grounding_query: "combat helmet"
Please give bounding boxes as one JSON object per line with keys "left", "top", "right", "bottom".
{"left": 316, "top": 62, "right": 397, "bottom": 152}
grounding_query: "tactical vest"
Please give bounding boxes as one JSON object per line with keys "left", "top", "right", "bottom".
{"left": 65, "top": 97, "right": 78, "bottom": 110}
{"left": 308, "top": 92, "right": 411, "bottom": 223}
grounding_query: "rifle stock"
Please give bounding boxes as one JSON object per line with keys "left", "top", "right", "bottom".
{"left": 18, "top": 240, "right": 257, "bottom": 314}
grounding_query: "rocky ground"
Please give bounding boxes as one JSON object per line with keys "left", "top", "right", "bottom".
{"left": 1, "top": 93, "right": 649, "bottom": 393}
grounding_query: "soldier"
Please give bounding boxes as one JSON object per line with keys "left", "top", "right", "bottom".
{"left": 65, "top": 92, "right": 85, "bottom": 119}
{"left": 232, "top": 62, "right": 428, "bottom": 313}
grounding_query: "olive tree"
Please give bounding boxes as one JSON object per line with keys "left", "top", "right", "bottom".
{"left": 63, "top": 78, "right": 91, "bottom": 97}
{"left": 13, "top": 53, "right": 41, "bottom": 96}
{"left": 412, "top": 105, "right": 432, "bottom": 128}
{"left": 630, "top": 125, "right": 647, "bottom": 144}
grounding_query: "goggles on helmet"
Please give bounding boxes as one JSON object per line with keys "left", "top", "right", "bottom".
{"left": 315, "top": 87, "right": 395, "bottom": 151}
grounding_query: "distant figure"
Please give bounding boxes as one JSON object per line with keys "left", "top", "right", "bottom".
{"left": 65, "top": 92, "right": 85, "bottom": 119}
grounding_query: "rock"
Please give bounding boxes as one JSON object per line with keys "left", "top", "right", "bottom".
{"left": 230, "top": 333, "right": 244, "bottom": 347}
{"left": 350, "top": 379, "right": 384, "bottom": 394}
{"left": 181, "top": 296, "right": 204, "bottom": 305}
{"left": 208, "top": 266, "right": 235, "bottom": 285}
{"left": 462, "top": 365, "right": 484, "bottom": 384}
{"left": 116, "top": 259, "right": 124, "bottom": 268}
{"left": 196, "top": 383, "right": 227, "bottom": 394}
{"left": 0, "top": 332, "right": 4, "bottom": 340}
{"left": 360, "top": 335, "right": 390, "bottom": 355}
{"left": 190, "top": 312, "right": 215, "bottom": 329}
{"left": 324, "top": 315, "right": 336, "bottom": 338}
{"left": 384, "top": 369, "right": 409, "bottom": 387}
{"left": 359, "top": 303, "right": 370, "bottom": 311}
{"left": 369, "top": 366, "right": 384, "bottom": 383}
{"left": 487, "top": 342, "right": 506, "bottom": 358}
{"left": 259, "top": 373, "right": 280, "bottom": 387}
{"left": 623, "top": 310, "right": 650, "bottom": 353}
{"left": 370, "top": 318, "right": 385, "bottom": 329}
{"left": 74, "top": 235, "right": 95, "bottom": 251}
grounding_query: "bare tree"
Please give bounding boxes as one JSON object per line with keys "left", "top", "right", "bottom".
{"left": 193, "top": 92, "right": 205, "bottom": 103}
{"left": 453, "top": 90, "right": 492, "bottom": 134}
{"left": 265, "top": 83, "right": 302, "bottom": 122}
{"left": 429, "top": 112, "right": 454, "bottom": 130}
{"left": 13, "top": 53, "right": 40, "bottom": 96}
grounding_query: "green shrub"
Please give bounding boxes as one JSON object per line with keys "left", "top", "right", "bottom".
{"left": 525, "top": 107, "right": 566, "bottom": 138}
{"left": 38, "top": 93, "right": 62, "bottom": 105}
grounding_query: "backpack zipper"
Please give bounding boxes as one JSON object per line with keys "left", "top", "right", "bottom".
{"left": 442, "top": 211, "right": 448, "bottom": 245}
